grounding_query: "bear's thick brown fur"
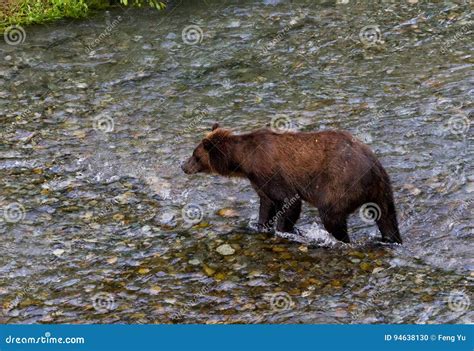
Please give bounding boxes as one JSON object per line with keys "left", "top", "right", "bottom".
{"left": 182, "top": 123, "right": 402, "bottom": 244}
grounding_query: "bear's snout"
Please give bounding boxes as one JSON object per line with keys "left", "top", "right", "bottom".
{"left": 181, "top": 159, "right": 198, "bottom": 174}
{"left": 181, "top": 161, "right": 190, "bottom": 174}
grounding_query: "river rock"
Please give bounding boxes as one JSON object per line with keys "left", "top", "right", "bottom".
{"left": 76, "top": 82, "right": 88, "bottom": 89}
{"left": 216, "top": 244, "right": 235, "bottom": 256}
{"left": 188, "top": 258, "right": 201, "bottom": 266}
{"left": 217, "top": 208, "right": 239, "bottom": 217}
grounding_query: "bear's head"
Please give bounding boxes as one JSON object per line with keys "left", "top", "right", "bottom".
{"left": 181, "top": 123, "right": 234, "bottom": 175}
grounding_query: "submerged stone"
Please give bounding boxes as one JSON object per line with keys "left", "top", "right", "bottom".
{"left": 216, "top": 244, "right": 236, "bottom": 256}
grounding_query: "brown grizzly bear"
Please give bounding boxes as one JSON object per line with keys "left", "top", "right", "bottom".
{"left": 181, "top": 123, "right": 402, "bottom": 244}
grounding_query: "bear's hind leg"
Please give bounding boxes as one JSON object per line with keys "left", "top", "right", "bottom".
{"left": 376, "top": 206, "right": 402, "bottom": 244}
{"left": 320, "top": 212, "right": 350, "bottom": 243}
{"left": 373, "top": 168, "right": 403, "bottom": 244}
{"left": 276, "top": 199, "right": 302, "bottom": 233}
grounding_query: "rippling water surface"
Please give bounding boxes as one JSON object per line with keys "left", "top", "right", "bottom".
{"left": 0, "top": 0, "right": 472, "bottom": 323}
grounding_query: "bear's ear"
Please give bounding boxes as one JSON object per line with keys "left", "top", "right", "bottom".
{"left": 202, "top": 138, "right": 213, "bottom": 151}
{"left": 203, "top": 128, "right": 231, "bottom": 152}
{"left": 211, "top": 122, "right": 220, "bottom": 131}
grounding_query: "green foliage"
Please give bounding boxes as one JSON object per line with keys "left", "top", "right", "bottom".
{"left": 0, "top": 0, "right": 165, "bottom": 32}
{"left": 84, "top": 0, "right": 111, "bottom": 10}
{"left": 1, "top": 0, "right": 89, "bottom": 30}
{"left": 119, "top": 0, "right": 166, "bottom": 10}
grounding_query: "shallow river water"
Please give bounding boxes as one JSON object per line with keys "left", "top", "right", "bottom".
{"left": 0, "top": 0, "right": 473, "bottom": 323}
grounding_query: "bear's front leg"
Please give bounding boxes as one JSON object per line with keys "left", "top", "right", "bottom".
{"left": 257, "top": 196, "right": 277, "bottom": 232}
{"left": 276, "top": 199, "right": 302, "bottom": 233}
{"left": 320, "top": 210, "right": 350, "bottom": 243}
